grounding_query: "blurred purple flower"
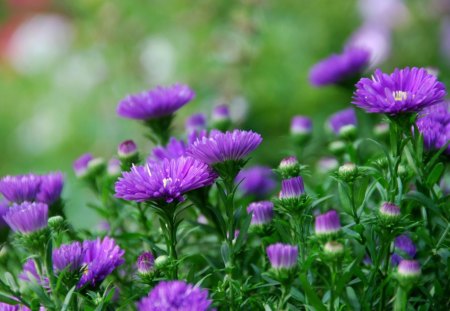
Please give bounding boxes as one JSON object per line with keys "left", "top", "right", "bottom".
{"left": 73, "top": 153, "right": 94, "bottom": 177}
{"left": 117, "top": 84, "right": 195, "bottom": 120}
{"left": 36, "top": 172, "right": 63, "bottom": 205}
{"left": 290, "top": 116, "right": 312, "bottom": 135}
{"left": 151, "top": 137, "right": 188, "bottom": 162}
{"left": 0, "top": 200, "right": 8, "bottom": 228}
{"left": 327, "top": 108, "right": 357, "bottom": 135}
{"left": 416, "top": 102, "right": 450, "bottom": 154}
{"left": 3, "top": 202, "right": 48, "bottom": 233}
{"left": 236, "top": 166, "right": 276, "bottom": 198}
{"left": 0, "top": 174, "right": 41, "bottom": 203}
{"left": 118, "top": 140, "right": 138, "bottom": 158}
{"left": 137, "top": 251, "right": 155, "bottom": 274}
{"left": 353, "top": 67, "right": 446, "bottom": 114}
{"left": 315, "top": 210, "right": 341, "bottom": 236}
{"left": 391, "top": 234, "right": 416, "bottom": 266}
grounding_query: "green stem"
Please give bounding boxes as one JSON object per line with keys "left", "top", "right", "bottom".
{"left": 378, "top": 238, "right": 392, "bottom": 311}
{"left": 393, "top": 286, "right": 408, "bottom": 311}
{"left": 329, "top": 262, "right": 336, "bottom": 311}
{"left": 277, "top": 284, "right": 290, "bottom": 310}
{"left": 223, "top": 179, "right": 236, "bottom": 311}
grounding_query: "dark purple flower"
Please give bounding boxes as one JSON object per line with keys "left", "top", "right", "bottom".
{"left": 314, "top": 210, "right": 341, "bottom": 236}
{"left": 188, "top": 130, "right": 262, "bottom": 165}
{"left": 416, "top": 102, "right": 450, "bottom": 154}
{"left": 397, "top": 259, "right": 421, "bottom": 277}
{"left": 117, "top": 84, "right": 195, "bottom": 120}
{"left": 115, "top": 157, "right": 217, "bottom": 203}
{"left": 3, "top": 202, "right": 48, "bottom": 233}
{"left": 309, "top": 48, "right": 369, "bottom": 86}
{"left": 137, "top": 280, "right": 213, "bottom": 311}
{"left": 53, "top": 242, "right": 85, "bottom": 273}
{"left": 353, "top": 67, "right": 446, "bottom": 114}
{"left": 328, "top": 108, "right": 357, "bottom": 135}
{"left": 0, "top": 174, "right": 41, "bottom": 203}
{"left": 290, "top": 116, "right": 312, "bottom": 135}
{"left": 279, "top": 176, "right": 305, "bottom": 199}
{"left": 247, "top": 201, "right": 274, "bottom": 225}
{"left": 266, "top": 243, "right": 298, "bottom": 269}
{"left": 73, "top": 153, "right": 94, "bottom": 177}
{"left": 236, "top": 166, "right": 276, "bottom": 198}
{"left": 391, "top": 234, "right": 416, "bottom": 266}
{"left": 78, "top": 237, "right": 125, "bottom": 288}
{"left": 36, "top": 172, "right": 63, "bottom": 205}
{"left": 0, "top": 200, "right": 8, "bottom": 228}
{"left": 151, "top": 137, "right": 188, "bottom": 162}
{"left": 137, "top": 252, "right": 155, "bottom": 274}
{"left": 118, "top": 140, "right": 138, "bottom": 158}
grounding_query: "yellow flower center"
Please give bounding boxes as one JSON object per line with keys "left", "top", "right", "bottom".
{"left": 393, "top": 91, "right": 407, "bottom": 101}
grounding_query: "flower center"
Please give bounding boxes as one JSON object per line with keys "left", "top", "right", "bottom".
{"left": 393, "top": 91, "right": 407, "bottom": 101}
{"left": 162, "top": 178, "right": 172, "bottom": 188}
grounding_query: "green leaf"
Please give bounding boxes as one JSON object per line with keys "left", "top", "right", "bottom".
{"left": 346, "top": 287, "right": 360, "bottom": 311}
{"left": 298, "top": 275, "right": 327, "bottom": 311}
{"left": 426, "top": 163, "right": 444, "bottom": 187}
{"left": 0, "top": 293, "right": 20, "bottom": 305}
{"left": 220, "top": 242, "right": 230, "bottom": 265}
{"left": 61, "top": 286, "right": 76, "bottom": 311}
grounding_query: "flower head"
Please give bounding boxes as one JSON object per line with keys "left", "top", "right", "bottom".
{"left": 328, "top": 108, "right": 357, "bottom": 136}
{"left": 397, "top": 259, "right": 421, "bottom": 277}
{"left": 118, "top": 140, "right": 138, "bottom": 159}
{"left": 36, "top": 172, "right": 64, "bottom": 205}
{"left": 236, "top": 166, "right": 276, "bottom": 198}
{"left": 19, "top": 259, "right": 48, "bottom": 287}
{"left": 212, "top": 104, "right": 230, "bottom": 121}
{"left": 137, "top": 252, "right": 155, "bottom": 274}
{"left": 416, "top": 102, "right": 450, "bottom": 154}
{"left": 379, "top": 202, "right": 401, "bottom": 218}
{"left": 107, "top": 158, "right": 122, "bottom": 177}
{"left": 115, "top": 157, "right": 217, "bottom": 203}
{"left": 186, "top": 113, "right": 207, "bottom": 132}
{"left": 315, "top": 210, "right": 341, "bottom": 237}
{"left": 353, "top": 67, "right": 446, "bottom": 114}
{"left": 188, "top": 130, "right": 262, "bottom": 165}
{"left": 291, "top": 116, "right": 312, "bottom": 135}
{"left": 117, "top": 84, "right": 195, "bottom": 120}
{"left": 137, "top": 280, "right": 213, "bottom": 311}
{"left": 309, "top": 48, "right": 369, "bottom": 86}
{"left": 73, "top": 153, "right": 94, "bottom": 177}
{"left": 279, "top": 176, "right": 305, "bottom": 199}
{"left": 0, "top": 174, "right": 41, "bottom": 203}
{"left": 151, "top": 137, "right": 188, "bottom": 162}
{"left": 391, "top": 234, "right": 416, "bottom": 266}
{"left": 53, "top": 242, "right": 85, "bottom": 273}
{"left": 266, "top": 243, "right": 298, "bottom": 269}
{"left": 79, "top": 237, "right": 125, "bottom": 288}
{"left": 3, "top": 202, "right": 48, "bottom": 233}
{"left": 247, "top": 201, "right": 274, "bottom": 225}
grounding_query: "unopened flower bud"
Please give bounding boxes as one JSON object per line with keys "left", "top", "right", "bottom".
{"left": 277, "top": 156, "right": 301, "bottom": 178}
{"left": 397, "top": 259, "right": 421, "bottom": 286}
{"left": 155, "top": 255, "right": 169, "bottom": 269}
{"left": 290, "top": 116, "right": 312, "bottom": 145}
{"left": 323, "top": 241, "right": 344, "bottom": 257}
{"left": 137, "top": 252, "right": 155, "bottom": 275}
{"left": 118, "top": 140, "right": 138, "bottom": 159}
{"left": 329, "top": 140, "right": 346, "bottom": 155}
{"left": 211, "top": 104, "right": 231, "bottom": 131}
{"left": 338, "top": 163, "right": 358, "bottom": 181}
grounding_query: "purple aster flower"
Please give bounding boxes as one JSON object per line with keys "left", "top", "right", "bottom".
{"left": 137, "top": 280, "right": 213, "bottom": 311}
{"left": 416, "top": 102, "right": 450, "bottom": 154}
{"left": 315, "top": 210, "right": 341, "bottom": 236}
{"left": 188, "top": 130, "right": 262, "bottom": 165}
{"left": 397, "top": 259, "right": 421, "bottom": 277}
{"left": 136, "top": 251, "right": 155, "bottom": 274}
{"left": 117, "top": 84, "right": 195, "bottom": 120}
{"left": 118, "top": 140, "right": 138, "bottom": 158}
{"left": 391, "top": 234, "right": 416, "bottom": 266}
{"left": 3, "top": 202, "right": 48, "bottom": 233}
{"left": 151, "top": 137, "right": 188, "bottom": 162}
{"left": 19, "top": 259, "right": 49, "bottom": 288}
{"left": 0, "top": 174, "right": 41, "bottom": 203}
{"left": 236, "top": 166, "right": 276, "bottom": 198}
{"left": 353, "top": 67, "right": 446, "bottom": 114}
{"left": 279, "top": 176, "right": 305, "bottom": 199}
{"left": 73, "top": 153, "right": 94, "bottom": 177}
{"left": 327, "top": 108, "right": 357, "bottom": 135}
{"left": 212, "top": 104, "right": 230, "bottom": 121}
{"left": 78, "top": 237, "right": 125, "bottom": 288}
{"left": 309, "top": 47, "right": 370, "bottom": 86}
{"left": 247, "top": 201, "right": 274, "bottom": 225}
{"left": 52, "top": 241, "right": 85, "bottom": 273}
{"left": 36, "top": 172, "right": 63, "bottom": 205}
{"left": 266, "top": 243, "right": 298, "bottom": 269}
{"left": 291, "top": 116, "right": 312, "bottom": 135}
{"left": 115, "top": 157, "right": 217, "bottom": 203}
{"left": 0, "top": 200, "right": 8, "bottom": 228}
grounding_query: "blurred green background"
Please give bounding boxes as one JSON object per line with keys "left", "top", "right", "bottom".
{"left": 0, "top": 0, "right": 448, "bottom": 227}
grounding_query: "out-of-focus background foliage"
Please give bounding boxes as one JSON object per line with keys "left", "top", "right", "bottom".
{"left": 1, "top": 0, "right": 449, "bottom": 226}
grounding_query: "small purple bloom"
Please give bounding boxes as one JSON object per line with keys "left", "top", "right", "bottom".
{"left": 118, "top": 140, "right": 138, "bottom": 158}
{"left": 3, "top": 202, "right": 48, "bottom": 233}
{"left": 186, "top": 113, "right": 207, "bottom": 132}
{"left": 137, "top": 280, "right": 213, "bottom": 311}
{"left": 73, "top": 153, "right": 94, "bottom": 177}
{"left": 416, "top": 102, "right": 450, "bottom": 154}
{"left": 291, "top": 116, "right": 312, "bottom": 134}
{"left": 117, "top": 84, "right": 195, "bottom": 120}
{"left": 247, "top": 201, "right": 274, "bottom": 225}
{"left": 36, "top": 172, "right": 64, "bottom": 205}
{"left": 78, "top": 237, "right": 125, "bottom": 288}
{"left": 212, "top": 104, "right": 230, "bottom": 121}
{"left": 236, "top": 166, "right": 276, "bottom": 198}
{"left": 391, "top": 234, "right": 416, "bottom": 266}
{"left": 328, "top": 108, "right": 357, "bottom": 135}
{"left": 315, "top": 210, "right": 341, "bottom": 236}
{"left": 115, "top": 157, "right": 217, "bottom": 203}
{"left": 353, "top": 67, "right": 447, "bottom": 114}
{"left": 53, "top": 242, "right": 84, "bottom": 273}
{"left": 279, "top": 176, "right": 305, "bottom": 199}
{"left": 397, "top": 259, "right": 421, "bottom": 277}
{"left": 379, "top": 202, "right": 400, "bottom": 217}
{"left": 19, "top": 259, "right": 48, "bottom": 287}
{"left": 151, "top": 137, "right": 188, "bottom": 162}
{"left": 309, "top": 48, "right": 369, "bottom": 87}
{"left": 188, "top": 130, "right": 262, "bottom": 165}
{"left": 266, "top": 243, "right": 298, "bottom": 269}
{"left": 0, "top": 174, "right": 41, "bottom": 203}
{"left": 279, "top": 156, "right": 298, "bottom": 169}
{"left": 137, "top": 252, "right": 155, "bottom": 274}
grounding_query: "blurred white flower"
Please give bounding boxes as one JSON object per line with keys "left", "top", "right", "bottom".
{"left": 7, "top": 14, "right": 74, "bottom": 75}
{"left": 358, "top": 0, "right": 410, "bottom": 29}
{"left": 140, "top": 37, "right": 176, "bottom": 84}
